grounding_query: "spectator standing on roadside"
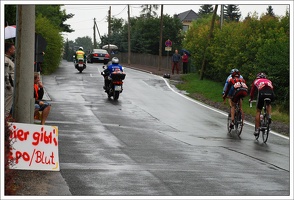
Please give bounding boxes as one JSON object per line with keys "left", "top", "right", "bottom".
{"left": 34, "top": 72, "right": 51, "bottom": 125}
{"left": 4, "top": 42, "right": 15, "bottom": 118}
{"left": 172, "top": 49, "right": 181, "bottom": 75}
{"left": 182, "top": 52, "right": 189, "bottom": 74}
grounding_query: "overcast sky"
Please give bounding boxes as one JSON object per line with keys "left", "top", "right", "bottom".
{"left": 61, "top": 2, "right": 291, "bottom": 42}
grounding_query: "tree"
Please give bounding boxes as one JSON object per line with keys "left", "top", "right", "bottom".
{"left": 266, "top": 6, "right": 275, "bottom": 17}
{"left": 4, "top": 5, "right": 16, "bottom": 25}
{"left": 224, "top": 5, "right": 241, "bottom": 22}
{"left": 140, "top": 5, "right": 159, "bottom": 18}
{"left": 198, "top": 5, "right": 214, "bottom": 16}
{"left": 75, "top": 36, "right": 93, "bottom": 53}
{"left": 184, "top": 10, "right": 289, "bottom": 111}
{"left": 100, "top": 14, "right": 183, "bottom": 55}
{"left": 110, "top": 17, "right": 125, "bottom": 35}
{"left": 36, "top": 15, "right": 63, "bottom": 74}
{"left": 36, "top": 5, "right": 74, "bottom": 32}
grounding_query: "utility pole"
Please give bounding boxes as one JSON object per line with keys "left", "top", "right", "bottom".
{"left": 13, "top": 5, "right": 35, "bottom": 123}
{"left": 200, "top": 5, "right": 218, "bottom": 80}
{"left": 94, "top": 21, "right": 102, "bottom": 43}
{"left": 108, "top": 6, "right": 111, "bottom": 54}
{"left": 128, "top": 5, "right": 131, "bottom": 65}
{"left": 220, "top": 5, "right": 224, "bottom": 29}
{"left": 158, "top": 5, "right": 163, "bottom": 71}
{"left": 93, "top": 18, "right": 97, "bottom": 48}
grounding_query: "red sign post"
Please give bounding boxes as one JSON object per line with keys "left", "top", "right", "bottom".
{"left": 165, "top": 39, "right": 172, "bottom": 47}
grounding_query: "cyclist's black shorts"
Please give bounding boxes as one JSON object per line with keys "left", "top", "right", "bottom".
{"left": 232, "top": 88, "right": 248, "bottom": 103}
{"left": 257, "top": 87, "right": 275, "bottom": 110}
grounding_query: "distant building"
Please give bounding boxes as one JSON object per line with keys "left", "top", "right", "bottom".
{"left": 174, "top": 9, "right": 199, "bottom": 31}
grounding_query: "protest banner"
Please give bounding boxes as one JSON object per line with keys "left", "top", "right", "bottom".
{"left": 8, "top": 122, "right": 59, "bottom": 171}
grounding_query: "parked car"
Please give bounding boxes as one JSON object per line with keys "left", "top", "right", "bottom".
{"left": 87, "top": 49, "right": 110, "bottom": 64}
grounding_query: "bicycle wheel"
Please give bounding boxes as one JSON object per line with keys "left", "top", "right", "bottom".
{"left": 227, "top": 113, "right": 232, "bottom": 133}
{"left": 262, "top": 114, "right": 270, "bottom": 143}
{"left": 235, "top": 110, "right": 243, "bottom": 136}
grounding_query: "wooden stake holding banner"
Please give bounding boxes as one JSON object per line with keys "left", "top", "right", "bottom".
{"left": 8, "top": 122, "right": 59, "bottom": 171}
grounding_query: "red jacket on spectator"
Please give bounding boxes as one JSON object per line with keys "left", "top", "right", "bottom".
{"left": 182, "top": 54, "right": 188, "bottom": 63}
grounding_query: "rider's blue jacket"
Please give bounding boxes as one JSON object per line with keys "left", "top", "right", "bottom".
{"left": 107, "top": 63, "right": 123, "bottom": 73}
{"left": 104, "top": 63, "right": 123, "bottom": 78}
{"left": 223, "top": 74, "right": 243, "bottom": 96}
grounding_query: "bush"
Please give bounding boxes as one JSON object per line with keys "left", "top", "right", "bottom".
{"left": 183, "top": 13, "right": 289, "bottom": 113}
{"left": 36, "top": 15, "right": 63, "bottom": 74}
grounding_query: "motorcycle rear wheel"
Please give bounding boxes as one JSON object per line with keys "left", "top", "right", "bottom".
{"left": 114, "top": 91, "right": 120, "bottom": 100}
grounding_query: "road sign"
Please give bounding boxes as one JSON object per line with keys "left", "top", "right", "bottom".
{"left": 165, "top": 39, "right": 172, "bottom": 47}
{"left": 165, "top": 47, "right": 172, "bottom": 51}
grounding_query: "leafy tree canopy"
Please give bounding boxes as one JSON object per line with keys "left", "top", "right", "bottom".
{"left": 224, "top": 5, "right": 241, "bottom": 22}
{"left": 266, "top": 5, "right": 275, "bottom": 17}
{"left": 4, "top": 5, "right": 74, "bottom": 32}
{"left": 140, "top": 5, "right": 159, "bottom": 18}
{"left": 198, "top": 5, "right": 214, "bottom": 16}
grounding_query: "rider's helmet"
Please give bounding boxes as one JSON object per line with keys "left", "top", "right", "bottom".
{"left": 112, "top": 57, "right": 119, "bottom": 64}
{"left": 79, "top": 47, "right": 83, "bottom": 51}
{"left": 230, "top": 68, "right": 238, "bottom": 75}
{"left": 231, "top": 69, "right": 240, "bottom": 77}
{"left": 256, "top": 72, "right": 267, "bottom": 79}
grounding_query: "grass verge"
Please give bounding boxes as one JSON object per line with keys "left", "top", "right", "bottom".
{"left": 175, "top": 73, "right": 289, "bottom": 124}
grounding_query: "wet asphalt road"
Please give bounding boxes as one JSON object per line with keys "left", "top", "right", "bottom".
{"left": 42, "top": 60, "right": 290, "bottom": 197}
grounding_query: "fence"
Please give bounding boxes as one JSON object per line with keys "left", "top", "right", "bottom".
{"left": 115, "top": 52, "right": 196, "bottom": 73}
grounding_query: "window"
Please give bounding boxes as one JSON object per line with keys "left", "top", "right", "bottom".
{"left": 182, "top": 25, "right": 189, "bottom": 32}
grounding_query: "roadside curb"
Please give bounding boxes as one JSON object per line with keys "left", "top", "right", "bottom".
{"left": 124, "top": 65, "right": 154, "bottom": 74}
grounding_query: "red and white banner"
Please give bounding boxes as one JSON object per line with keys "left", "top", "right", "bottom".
{"left": 8, "top": 123, "right": 59, "bottom": 171}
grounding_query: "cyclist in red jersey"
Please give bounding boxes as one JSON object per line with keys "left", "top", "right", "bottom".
{"left": 249, "top": 72, "right": 275, "bottom": 136}
{"left": 223, "top": 69, "right": 248, "bottom": 129}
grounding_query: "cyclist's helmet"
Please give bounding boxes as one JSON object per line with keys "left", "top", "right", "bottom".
{"left": 79, "top": 47, "right": 83, "bottom": 50}
{"left": 231, "top": 69, "right": 240, "bottom": 77}
{"left": 112, "top": 57, "right": 119, "bottom": 64}
{"left": 230, "top": 68, "right": 238, "bottom": 75}
{"left": 256, "top": 72, "right": 267, "bottom": 79}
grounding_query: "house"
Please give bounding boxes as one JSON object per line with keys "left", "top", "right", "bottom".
{"left": 174, "top": 9, "right": 199, "bottom": 31}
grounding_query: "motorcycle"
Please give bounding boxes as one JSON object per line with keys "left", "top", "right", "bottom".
{"left": 74, "top": 58, "right": 86, "bottom": 73}
{"left": 101, "top": 66, "right": 126, "bottom": 100}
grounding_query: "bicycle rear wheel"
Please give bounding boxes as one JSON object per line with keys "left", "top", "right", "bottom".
{"left": 235, "top": 110, "right": 243, "bottom": 136}
{"left": 262, "top": 115, "right": 270, "bottom": 143}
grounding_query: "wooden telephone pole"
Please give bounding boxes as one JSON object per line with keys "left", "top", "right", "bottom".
{"left": 128, "top": 5, "right": 131, "bottom": 65}
{"left": 93, "top": 18, "right": 97, "bottom": 48}
{"left": 13, "top": 5, "right": 35, "bottom": 123}
{"left": 94, "top": 19, "right": 102, "bottom": 46}
{"left": 108, "top": 6, "right": 111, "bottom": 54}
{"left": 158, "top": 5, "right": 163, "bottom": 71}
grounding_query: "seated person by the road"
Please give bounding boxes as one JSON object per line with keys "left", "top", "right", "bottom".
{"left": 34, "top": 72, "right": 51, "bottom": 125}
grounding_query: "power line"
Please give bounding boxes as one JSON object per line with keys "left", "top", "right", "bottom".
{"left": 97, "top": 15, "right": 108, "bottom": 22}
{"left": 112, "top": 5, "right": 127, "bottom": 17}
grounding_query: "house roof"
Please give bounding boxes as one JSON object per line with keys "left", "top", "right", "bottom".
{"left": 175, "top": 9, "right": 199, "bottom": 22}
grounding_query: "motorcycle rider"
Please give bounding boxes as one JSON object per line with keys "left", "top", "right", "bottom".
{"left": 102, "top": 57, "right": 124, "bottom": 90}
{"left": 75, "top": 47, "right": 86, "bottom": 63}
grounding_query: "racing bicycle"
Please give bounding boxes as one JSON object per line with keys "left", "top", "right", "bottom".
{"left": 227, "top": 99, "right": 243, "bottom": 136}
{"left": 250, "top": 98, "right": 271, "bottom": 143}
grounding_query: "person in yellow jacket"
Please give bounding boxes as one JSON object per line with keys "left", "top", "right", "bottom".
{"left": 75, "top": 47, "right": 86, "bottom": 63}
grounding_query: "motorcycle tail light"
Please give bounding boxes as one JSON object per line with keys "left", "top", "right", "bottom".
{"left": 113, "top": 81, "right": 123, "bottom": 84}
